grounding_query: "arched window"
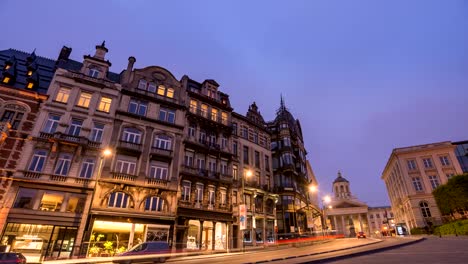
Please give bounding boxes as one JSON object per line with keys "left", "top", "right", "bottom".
{"left": 419, "top": 201, "right": 432, "bottom": 218}
{"left": 340, "top": 186, "right": 344, "bottom": 192}
{"left": 122, "top": 127, "right": 142, "bottom": 144}
{"left": 108, "top": 192, "right": 131, "bottom": 208}
{"left": 154, "top": 134, "right": 172, "bottom": 150}
{"left": 145, "top": 196, "right": 164, "bottom": 211}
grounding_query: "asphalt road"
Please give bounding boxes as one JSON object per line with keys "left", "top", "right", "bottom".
{"left": 322, "top": 237, "right": 468, "bottom": 264}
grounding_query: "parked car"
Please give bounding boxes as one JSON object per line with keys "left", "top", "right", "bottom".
{"left": 0, "top": 252, "right": 27, "bottom": 264}
{"left": 356, "top": 231, "right": 366, "bottom": 238}
{"left": 113, "top": 241, "right": 170, "bottom": 264}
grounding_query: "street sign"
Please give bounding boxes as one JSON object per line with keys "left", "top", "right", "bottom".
{"left": 240, "top": 204, "right": 247, "bottom": 230}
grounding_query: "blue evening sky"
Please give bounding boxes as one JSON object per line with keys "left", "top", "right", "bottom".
{"left": 1, "top": 0, "right": 467, "bottom": 206}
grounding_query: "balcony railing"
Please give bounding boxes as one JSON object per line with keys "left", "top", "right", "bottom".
{"left": 178, "top": 200, "right": 231, "bottom": 212}
{"left": 150, "top": 147, "right": 172, "bottom": 157}
{"left": 49, "top": 175, "right": 67, "bottom": 182}
{"left": 188, "top": 107, "right": 231, "bottom": 126}
{"left": 38, "top": 131, "right": 102, "bottom": 148}
{"left": 145, "top": 177, "right": 169, "bottom": 187}
{"left": 118, "top": 140, "right": 142, "bottom": 152}
{"left": 18, "top": 170, "right": 94, "bottom": 187}
{"left": 111, "top": 172, "right": 138, "bottom": 182}
{"left": 56, "top": 133, "right": 82, "bottom": 143}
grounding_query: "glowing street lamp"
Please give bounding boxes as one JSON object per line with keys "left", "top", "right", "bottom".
{"left": 241, "top": 169, "right": 252, "bottom": 252}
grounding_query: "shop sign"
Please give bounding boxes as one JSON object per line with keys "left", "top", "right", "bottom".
{"left": 239, "top": 204, "right": 247, "bottom": 230}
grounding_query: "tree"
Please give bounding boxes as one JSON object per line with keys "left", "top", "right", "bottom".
{"left": 433, "top": 173, "right": 468, "bottom": 219}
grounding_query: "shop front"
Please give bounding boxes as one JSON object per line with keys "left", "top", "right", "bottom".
{"left": 175, "top": 207, "right": 232, "bottom": 251}
{"left": 1, "top": 223, "right": 78, "bottom": 263}
{"left": 82, "top": 215, "right": 174, "bottom": 257}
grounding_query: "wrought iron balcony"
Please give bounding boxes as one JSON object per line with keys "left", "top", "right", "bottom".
{"left": 150, "top": 147, "right": 173, "bottom": 157}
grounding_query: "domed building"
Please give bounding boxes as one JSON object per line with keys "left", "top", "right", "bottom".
{"left": 324, "top": 171, "right": 370, "bottom": 237}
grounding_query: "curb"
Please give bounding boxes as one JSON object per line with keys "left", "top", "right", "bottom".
{"left": 242, "top": 239, "right": 384, "bottom": 264}
{"left": 305, "top": 237, "right": 426, "bottom": 263}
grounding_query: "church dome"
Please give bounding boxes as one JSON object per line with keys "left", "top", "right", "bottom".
{"left": 333, "top": 171, "right": 349, "bottom": 183}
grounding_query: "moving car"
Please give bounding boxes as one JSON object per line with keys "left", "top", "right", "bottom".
{"left": 356, "top": 231, "right": 366, "bottom": 238}
{"left": 113, "top": 241, "right": 170, "bottom": 264}
{"left": 0, "top": 252, "right": 27, "bottom": 264}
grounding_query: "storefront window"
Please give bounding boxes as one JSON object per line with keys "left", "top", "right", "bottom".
{"left": 40, "top": 192, "right": 64, "bottom": 212}
{"left": 214, "top": 223, "right": 227, "bottom": 250}
{"left": 13, "top": 188, "right": 38, "bottom": 209}
{"left": 244, "top": 217, "right": 252, "bottom": 242}
{"left": 186, "top": 221, "right": 199, "bottom": 249}
{"left": 255, "top": 218, "right": 263, "bottom": 243}
{"left": 266, "top": 220, "right": 275, "bottom": 243}
{"left": 66, "top": 195, "right": 86, "bottom": 213}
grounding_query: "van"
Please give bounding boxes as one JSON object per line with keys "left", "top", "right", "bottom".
{"left": 113, "top": 241, "right": 170, "bottom": 264}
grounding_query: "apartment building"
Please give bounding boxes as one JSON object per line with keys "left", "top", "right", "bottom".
{"left": 0, "top": 43, "right": 121, "bottom": 261}
{"left": 175, "top": 77, "right": 235, "bottom": 251}
{"left": 232, "top": 102, "right": 278, "bottom": 247}
{"left": 267, "top": 98, "right": 314, "bottom": 235}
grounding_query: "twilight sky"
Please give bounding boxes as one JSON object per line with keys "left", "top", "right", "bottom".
{"left": 1, "top": 0, "right": 468, "bottom": 206}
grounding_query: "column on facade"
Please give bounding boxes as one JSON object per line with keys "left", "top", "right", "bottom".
{"left": 139, "top": 126, "right": 154, "bottom": 178}
{"left": 341, "top": 215, "right": 345, "bottom": 236}
{"left": 211, "top": 221, "right": 217, "bottom": 250}
{"left": 358, "top": 214, "right": 363, "bottom": 232}
{"left": 198, "top": 220, "right": 204, "bottom": 250}
{"left": 333, "top": 216, "right": 337, "bottom": 232}
{"left": 262, "top": 218, "right": 266, "bottom": 245}
{"left": 128, "top": 223, "right": 136, "bottom": 249}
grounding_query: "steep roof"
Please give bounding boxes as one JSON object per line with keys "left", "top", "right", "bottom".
{"left": 0, "top": 49, "right": 56, "bottom": 94}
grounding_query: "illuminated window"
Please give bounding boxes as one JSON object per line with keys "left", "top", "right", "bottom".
{"left": 55, "top": 88, "right": 71, "bottom": 103}
{"left": 98, "top": 97, "right": 112, "bottom": 112}
{"left": 190, "top": 100, "right": 197, "bottom": 113}
{"left": 40, "top": 191, "right": 64, "bottom": 211}
{"left": 4, "top": 65, "right": 10, "bottom": 70}
{"left": 211, "top": 108, "right": 218, "bottom": 121}
{"left": 157, "top": 85, "right": 166, "bottom": 96}
{"left": 167, "top": 88, "right": 174, "bottom": 98}
{"left": 201, "top": 104, "right": 208, "bottom": 118}
{"left": 3, "top": 76, "right": 11, "bottom": 83}
{"left": 77, "top": 92, "right": 92, "bottom": 108}
{"left": 221, "top": 112, "right": 228, "bottom": 125}
{"left": 27, "top": 82, "right": 34, "bottom": 89}
{"left": 27, "top": 70, "right": 33, "bottom": 76}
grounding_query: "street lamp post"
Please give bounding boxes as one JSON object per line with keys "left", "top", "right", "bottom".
{"left": 83, "top": 148, "right": 112, "bottom": 256}
{"left": 308, "top": 185, "right": 331, "bottom": 239}
{"left": 241, "top": 169, "right": 252, "bottom": 253}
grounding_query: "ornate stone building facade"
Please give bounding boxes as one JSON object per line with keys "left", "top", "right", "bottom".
{"left": 232, "top": 102, "right": 278, "bottom": 247}
{"left": 0, "top": 49, "right": 56, "bottom": 236}
{"left": 267, "top": 98, "right": 319, "bottom": 235}
{"left": 381, "top": 141, "right": 464, "bottom": 230}
{"left": 175, "top": 77, "right": 235, "bottom": 251}
{"left": 0, "top": 43, "right": 121, "bottom": 261}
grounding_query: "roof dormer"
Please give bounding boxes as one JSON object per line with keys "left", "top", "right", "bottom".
{"left": 81, "top": 41, "right": 112, "bottom": 79}
{"left": 1, "top": 55, "right": 17, "bottom": 85}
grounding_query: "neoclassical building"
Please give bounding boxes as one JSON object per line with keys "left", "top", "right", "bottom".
{"left": 324, "top": 172, "right": 370, "bottom": 237}
{"left": 381, "top": 141, "right": 464, "bottom": 230}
